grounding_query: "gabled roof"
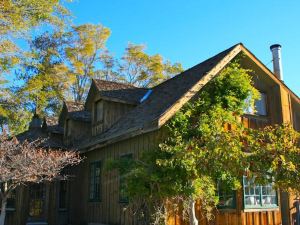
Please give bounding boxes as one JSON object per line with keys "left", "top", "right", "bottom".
{"left": 17, "top": 128, "right": 64, "bottom": 149}
{"left": 81, "top": 43, "right": 242, "bottom": 151}
{"left": 94, "top": 79, "right": 136, "bottom": 91}
{"left": 62, "top": 101, "right": 91, "bottom": 123}
{"left": 79, "top": 43, "right": 299, "bottom": 152}
{"left": 65, "top": 101, "right": 84, "bottom": 112}
{"left": 93, "top": 79, "right": 149, "bottom": 105}
{"left": 68, "top": 111, "right": 91, "bottom": 122}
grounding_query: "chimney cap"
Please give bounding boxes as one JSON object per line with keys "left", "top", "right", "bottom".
{"left": 270, "top": 44, "right": 282, "bottom": 50}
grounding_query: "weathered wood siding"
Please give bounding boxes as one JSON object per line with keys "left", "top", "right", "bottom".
{"left": 167, "top": 192, "right": 282, "bottom": 225}
{"left": 92, "top": 100, "right": 135, "bottom": 136}
{"left": 69, "top": 131, "right": 162, "bottom": 225}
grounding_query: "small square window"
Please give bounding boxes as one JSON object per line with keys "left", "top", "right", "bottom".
{"left": 244, "top": 92, "right": 267, "bottom": 116}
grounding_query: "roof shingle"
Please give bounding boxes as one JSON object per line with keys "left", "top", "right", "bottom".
{"left": 81, "top": 44, "right": 240, "bottom": 150}
{"left": 93, "top": 79, "right": 149, "bottom": 104}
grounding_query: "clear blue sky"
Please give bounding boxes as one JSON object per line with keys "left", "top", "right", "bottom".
{"left": 67, "top": 0, "right": 299, "bottom": 95}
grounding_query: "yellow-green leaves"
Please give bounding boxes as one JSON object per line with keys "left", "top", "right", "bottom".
{"left": 65, "top": 24, "right": 111, "bottom": 102}
{"left": 0, "top": 0, "right": 70, "bottom": 36}
{"left": 119, "top": 43, "right": 183, "bottom": 87}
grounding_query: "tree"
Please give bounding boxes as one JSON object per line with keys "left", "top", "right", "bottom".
{"left": 65, "top": 24, "right": 111, "bottom": 102}
{"left": 118, "top": 43, "right": 183, "bottom": 87}
{"left": 0, "top": 0, "right": 71, "bottom": 78}
{"left": 0, "top": 134, "right": 82, "bottom": 225}
{"left": 107, "top": 62, "right": 300, "bottom": 225}
{"left": 0, "top": 0, "right": 70, "bottom": 35}
{"left": 0, "top": 0, "right": 72, "bottom": 133}
{"left": 16, "top": 31, "right": 70, "bottom": 116}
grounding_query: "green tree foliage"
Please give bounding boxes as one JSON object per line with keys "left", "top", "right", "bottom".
{"left": 118, "top": 43, "right": 183, "bottom": 87}
{"left": 0, "top": 0, "right": 71, "bottom": 134}
{"left": 65, "top": 24, "right": 111, "bottom": 102}
{"left": 107, "top": 62, "right": 300, "bottom": 225}
{"left": 0, "top": 0, "right": 71, "bottom": 80}
{"left": 0, "top": 0, "right": 70, "bottom": 36}
{"left": 17, "top": 32, "right": 70, "bottom": 116}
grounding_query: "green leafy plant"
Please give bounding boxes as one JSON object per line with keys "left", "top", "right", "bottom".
{"left": 107, "top": 62, "right": 300, "bottom": 225}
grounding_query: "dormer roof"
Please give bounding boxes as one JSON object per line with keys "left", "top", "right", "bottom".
{"left": 65, "top": 101, "right": 84, "bottom": 112}
{"left": 93, "top": 79, "right": 149, "bottom": 105}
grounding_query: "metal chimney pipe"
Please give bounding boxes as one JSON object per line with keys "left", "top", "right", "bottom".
{"left": 270, "top": 44, "right": 284, "bottom": 80}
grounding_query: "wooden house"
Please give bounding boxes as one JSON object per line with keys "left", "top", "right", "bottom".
{"left": 6, "top": 43, "right": 300, "bottom": 225}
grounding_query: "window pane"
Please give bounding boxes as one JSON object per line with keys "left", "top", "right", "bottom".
{"left": 216, "top": 181, "right": 236, "bottom": 209}
{"left": 255, "top": 93, "right": 267, "bottom": 116}
{"left": 89, "top": 161, "right": 101, "bottom": 201}
{"left": 243, "top": 176, "right": 278, "bottom": 209}
{"left": 243, "top": 92, "right": 267, "bottom": 116}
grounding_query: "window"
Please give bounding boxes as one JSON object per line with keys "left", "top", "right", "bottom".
{"left": 94, "top": 100, "right": 104, "bottom": 123}
{"left": 255, "top": 93, "right": 267, "bottom": 116}
{"left": 59, "top": 180, "right": 68, "bottom": 209}
{"left": 243, "top": 176, "right": 278, "bottom": 209}
{"left": 89, "top": 161, "right": 101, "bottom": 201}
{"left": 119, "top": 154, "right": 133, "bottom": 203}
{"left": 6, "top": 190, "right": 16, "bottom": 209}
{"left": 29, "top": 184, "right": 46, "bottom": 219}
{"left": 216, "top": 182, "right": 236, "bottom": 209}
{"left": 244, "top": 92, "right": 267, "bottom": 116}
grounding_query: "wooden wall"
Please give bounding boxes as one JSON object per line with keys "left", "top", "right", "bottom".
{"left": 69, "top": 131, "right": 162, "bottom": 225}
{"left": 92, "top": 100, "right": 135, "bottom": 136}
{"left": 167, "top": 192, "right": 282, "bottom": 225}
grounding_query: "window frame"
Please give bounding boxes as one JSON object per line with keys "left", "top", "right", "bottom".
{"left": 119, "top": 153, "right": 133, "bottom": 203}
{"left": 94, "top": 100, "right": 104, "bottom": 123}
{"left": 255, "top": 92, "right": 268, "bottom": 116}
{"left": 216, "top": 181, "right": 237, "bottom": 209}
{"left": 244, "top": 92, "right": 268, "bottom": 116}
{"left": 242, "top": 176, "right": 279, "bottom": 209}
{"left": 88, "top": 161, "right": 102, "bottom": 202}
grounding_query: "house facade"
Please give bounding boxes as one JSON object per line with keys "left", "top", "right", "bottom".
{"left": 5, "top": 43, "right": 300, "bottom": 225}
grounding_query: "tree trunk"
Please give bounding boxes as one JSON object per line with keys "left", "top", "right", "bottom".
{"left": 0, "top": 198, "right": 7, "bottom": 225}
{"left": 189, "top": 198, "right": 198, "bottom": 225}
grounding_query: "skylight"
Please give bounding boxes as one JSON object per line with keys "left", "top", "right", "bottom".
{"left": 139, "top": 90, "right": 153, "bottom": 103}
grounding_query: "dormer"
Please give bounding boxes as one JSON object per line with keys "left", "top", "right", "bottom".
{"left": 85, "top": 79, "right": 149, "bottom": 136}
{"left": 60, "top": 101, "right": 91, "bottom": 146}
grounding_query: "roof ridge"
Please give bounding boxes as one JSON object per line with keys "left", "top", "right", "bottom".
{"left": 151, "top": 43, "right": 242, "bottom": 90}
{"left": 92, "top": 79, "right": 139, "bottom": 88}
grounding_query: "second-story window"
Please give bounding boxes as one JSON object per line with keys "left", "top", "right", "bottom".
{"left": 255, "top": 93, "right": 267, "bottom": 116}
{"left": 244, "top": 92, "right": 267, "bottom": 116}
{"left": 94, "top": 100, "right": 104, "bottom": 123}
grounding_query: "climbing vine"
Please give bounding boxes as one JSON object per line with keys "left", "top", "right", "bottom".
{"left": 107, "top": 62, "right": 300, "bottom": 225}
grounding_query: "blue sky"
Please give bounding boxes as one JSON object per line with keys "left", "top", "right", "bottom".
{"left": 67, "top": 0, "right": 298, "bottom": 95}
